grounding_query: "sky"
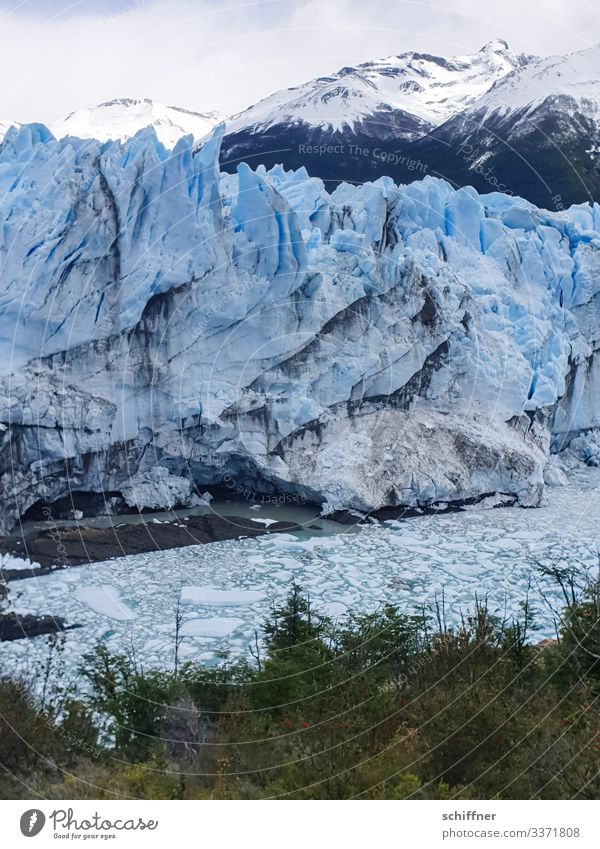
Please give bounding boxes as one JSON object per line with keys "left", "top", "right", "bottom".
{"left": 0, "top": 0, "right": 599, "bottom": 124}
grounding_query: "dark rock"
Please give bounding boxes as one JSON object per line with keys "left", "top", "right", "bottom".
{"left": 370, "top": 492, "right": 517, "bottom": 521}
{"left": 0, "top": 612, "right": 81, "bottom": 641}
{"left": 0, "top": 515, "right": 300, "bottom": 575}
{"left": 327, "top": 510, "right": 368, "bottom": 525}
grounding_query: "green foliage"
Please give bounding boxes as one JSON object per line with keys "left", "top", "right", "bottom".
{"left": 558, "top": 580, "right": 600, "bottom": 691}
{"left": 1, "top": 576, "right": 599, "bottom": 799}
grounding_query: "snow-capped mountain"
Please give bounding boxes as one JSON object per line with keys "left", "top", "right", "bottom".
{"left": 0, "top": 124, "right": 599, "bottom": 532}
{"left": 11, "top": 40, "right": 599, "bottom": 206}
{"left": 468, "top": 43, "right": 600, "bottom": 123}
{"left": 221, "top": 40, "right": 534, "bottom": 182}
{"left": 52, "top": 98, "right": 224, "bottom": 147}
{"left": 409, "top": 44, "right": 600, "bottom": 208}
{"left": 227, "top": 39, "right": 531, "bottom": 136}
{"left": 220, "top": 41, "right": 600, "bottom": 206}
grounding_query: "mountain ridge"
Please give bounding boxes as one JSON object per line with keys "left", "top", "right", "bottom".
{"left": 226, "top": 39, "right": 532, "bottom": 138}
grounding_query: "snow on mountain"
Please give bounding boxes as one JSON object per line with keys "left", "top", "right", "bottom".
{"left": 52, "top": 98, "right": 224, "bottom": 147}
{"left": 408, "top": 43, "right": 600, "bottom": 208}
{"left": 470, "top": 43, "right": 600, "bottom": 122}
{"left": 220, "top": 40, "right": 537, "bottom": 188}
{"left": 227, "top": 40, "right": 533, "bottom": 137}
{"left": 0, "top": 124, "right": 599, "bottom": 532}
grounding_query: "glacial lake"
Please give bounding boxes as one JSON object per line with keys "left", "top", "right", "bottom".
{"left": 2, "top": 466, "right": 599, "bottom": 684}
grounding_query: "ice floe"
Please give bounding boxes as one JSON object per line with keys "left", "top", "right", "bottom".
{"left": 180, "top": 587, "right": 267, "bottom": 606}
{"left": 75, "top": 586, "right": 137, "bottom": 621}
{"left": 179, "top": 618, "right": 245, "bottom": 638}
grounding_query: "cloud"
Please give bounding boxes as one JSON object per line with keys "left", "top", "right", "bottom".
{"left": 0, "top": 0, "right": 597, "bottom": 124}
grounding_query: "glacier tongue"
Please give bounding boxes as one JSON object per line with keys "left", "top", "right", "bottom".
{"left": 0, "top": 124, "right": 599, "bottom": 532}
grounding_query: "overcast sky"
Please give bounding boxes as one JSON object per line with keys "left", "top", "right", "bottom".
{"left": 0, "top": 0, "right": 598, "bottom": 124}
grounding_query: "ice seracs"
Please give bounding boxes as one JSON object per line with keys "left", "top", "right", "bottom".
{"left": 0, "top": 124, "right": 599, "bottom": 532}
{"left": 0, "top": 119, "right": 21, "bottom": 142}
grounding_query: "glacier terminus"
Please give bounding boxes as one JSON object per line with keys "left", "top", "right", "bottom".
{"left": 0, "top": 122, "right": 599, "bottom": 534}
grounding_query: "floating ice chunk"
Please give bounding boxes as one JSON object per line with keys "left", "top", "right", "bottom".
{"left": 180, "top": 617, "right": 245, "bottom": 638}
{"left": 258, "top": 533, "right": 298, "bottom": 545}
{"left": 0, "top": 553, "right": 41, "bottom": 571}
{"left": 75, "top": 585, "right": 137, "bottom": 621}
{"left": 511, "top": 531, "right": 543, "bottom": 540}
{"left": 270, "top": 556, "right": 303, "bottom": 570}
{"left": 181, "top": 587, "right": 267, "bottom": 606}
{"left": 450, "top": 563, "right": 487, "bottom": 578}
{"left": 60, "top": 571, "right": 83, "bottom": 583}
{"left": 494, "top": 539, "right": 522, "bottom": 550}
{"left": 323, "top": 600, "right": 349, "bottom": 618}
{"left": 273, "top": 570, "right": 294, "bottom": 581}
{"left": 462, "top": 493, "right": 515, "bottom": 511}
{"left": 262, "top": 535, "right": 346, "bottom": 555}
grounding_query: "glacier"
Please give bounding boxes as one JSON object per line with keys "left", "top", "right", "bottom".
{"left": 0, "top": 122, "right": 599, "bottom": 533}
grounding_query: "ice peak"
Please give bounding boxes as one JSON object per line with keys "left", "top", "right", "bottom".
{"left": 0, "top": 119, "right": 21, "bottom": 143}
{"left": 464, "top": 41, "right": 600, "bottom": 117}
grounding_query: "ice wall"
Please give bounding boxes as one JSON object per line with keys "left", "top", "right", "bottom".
{"left": 0, "top": 124, "right": 598, "bottom": 530}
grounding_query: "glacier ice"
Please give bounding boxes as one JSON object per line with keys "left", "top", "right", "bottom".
{"left": 0, "top": 123, "right": 599, "bottom": 532}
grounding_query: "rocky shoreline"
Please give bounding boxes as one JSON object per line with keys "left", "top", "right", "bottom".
{"left": 0, "top": 513, "right": 300, "bottom": 580}
{"left": 327, "top": 491, "right": 519, "bottom": 524}
{"left": 0, "top": 612, "right": 81, "bottom": 642}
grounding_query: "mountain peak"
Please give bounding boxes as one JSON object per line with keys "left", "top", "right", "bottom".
{"left": 52, "top": 99, "right": 225, "bottom": 148}
{"left": 480, "top": 38, "right": 510, "bottom": 53}
{"left": 463, "top": 41, "right": 600, "bottom": 119}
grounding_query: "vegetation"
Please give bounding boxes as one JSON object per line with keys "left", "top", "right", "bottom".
{"left": 0, "top": 571, "right": 599, "bottom": 800}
